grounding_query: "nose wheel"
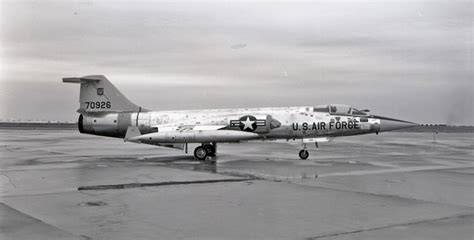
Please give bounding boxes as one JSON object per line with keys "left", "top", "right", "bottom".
{"left": 299, "top": 149, "right": 309, "bottom": 160}
{"left": 298, "top": 141, "right": 310, "bottom": 160}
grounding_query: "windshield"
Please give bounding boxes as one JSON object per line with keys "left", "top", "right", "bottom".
{"left": 352, "top": 108, "right": 367, "bottom": 116}
{"left": 330, "top": 104, "right": 352, "bottom": 115}
{"left": 313, "top": 104, "right": 367, "bottom": 116}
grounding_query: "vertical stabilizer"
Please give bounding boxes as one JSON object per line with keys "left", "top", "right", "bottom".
{"left": 63, "top": 75, "right": 143, "bottom": 113}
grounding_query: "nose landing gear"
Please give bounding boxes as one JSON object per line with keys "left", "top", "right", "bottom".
{"left": 298, "top": 140, "right": 319, "bottom": 160}
{"left": 299, "top": 149, "right": 309, "bottom": 160}
{"left": 299, "top": 142, "right": 309, "bottom": 160}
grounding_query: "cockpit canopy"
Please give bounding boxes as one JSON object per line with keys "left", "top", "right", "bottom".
{"left": 313, "top": 104, "right": 368, "bottom": 116}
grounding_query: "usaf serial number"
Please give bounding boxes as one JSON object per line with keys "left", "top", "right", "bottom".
{"left": 85, "top": 101, "right": 111, "bottom": 109}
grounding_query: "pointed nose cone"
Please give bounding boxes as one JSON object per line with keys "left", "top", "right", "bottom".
{"left": 374, "top": 116, "right": 418, "bottom": 132}
{"left": 379, "top": 120, "right": 417, "bottom": 132}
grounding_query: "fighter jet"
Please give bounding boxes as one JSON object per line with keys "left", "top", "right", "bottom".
{"left": 64, "top": 75, "right": 417, "bottom": 160}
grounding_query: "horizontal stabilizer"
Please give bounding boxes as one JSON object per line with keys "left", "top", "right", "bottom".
{"left": 62, "top": 76, "right": 101, "bottom": 83}
{"left": 62, "top": 77, "right": 83, "bottom": 83}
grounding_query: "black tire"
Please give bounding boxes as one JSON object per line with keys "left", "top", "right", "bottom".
{"left": 299, "top": 149, "right": 309, "bottom": 160}
{"left": 204, "top": 144, "right": 216, "bottom": 157}
{"left": 194, "top": 146, "right": 208, "bottom": 161}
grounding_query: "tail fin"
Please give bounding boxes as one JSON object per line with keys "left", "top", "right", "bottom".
{"left": 63, "top": 75, "right": 144, "bottom": 113}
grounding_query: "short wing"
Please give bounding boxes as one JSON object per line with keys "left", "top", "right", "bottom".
{"left": 154, "top": 124, "right": 227, "bottom": 132}
{"left": 130, "top": 130, "right": 260, "bottom": 144}
{"left": 125, "top": 125, "right": 260, "bottom": 145}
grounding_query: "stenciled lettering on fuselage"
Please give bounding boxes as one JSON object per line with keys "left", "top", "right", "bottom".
{"left": 230, "top": 115, "right": 266, "bottom": 132}
{"left": 292, "top": 121, "right": 360, "bottom": 131}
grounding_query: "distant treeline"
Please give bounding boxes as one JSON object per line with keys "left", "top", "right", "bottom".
{"left": 0, "top": 122, "right": 472, "bottom": 133}
{"left": 0, "top": 122, "right": 77, "bottom": 130}
{"left": 396, "top": 125, "right": 474, "bottom": 133}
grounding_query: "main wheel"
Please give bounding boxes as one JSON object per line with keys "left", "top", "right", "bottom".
{"left": 299, "top": 149, "right": 309, "bottom": 160}
{"left": 194, "top": 146, "right": 208, "bottom": 161}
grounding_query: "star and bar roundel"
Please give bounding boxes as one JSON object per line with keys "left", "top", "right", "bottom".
{"left": 230, "top": 115, "right": 266, "bottom": 132}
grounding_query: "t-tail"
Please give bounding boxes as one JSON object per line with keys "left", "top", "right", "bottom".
{"left": 63, "top": 75, "right": 148, "bottom": 138}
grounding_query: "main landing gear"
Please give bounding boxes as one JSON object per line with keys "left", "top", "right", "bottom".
{"left": 194, "top": 142, "right": 216, "bottom": 161}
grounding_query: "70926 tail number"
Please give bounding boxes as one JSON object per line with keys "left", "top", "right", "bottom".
{"left": 85, "top": 101, "right": 111, "bottom": 109}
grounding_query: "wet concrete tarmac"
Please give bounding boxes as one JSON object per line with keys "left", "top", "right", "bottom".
{"left": 1, "top": 129, "right": 473, "bottom": 239}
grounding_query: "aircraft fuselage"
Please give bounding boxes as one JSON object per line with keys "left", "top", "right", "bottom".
{"left": 78, "top": 106, "right": 405, "bottom": 141}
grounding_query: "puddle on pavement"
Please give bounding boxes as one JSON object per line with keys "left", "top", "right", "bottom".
{"left": 78, "top": 201, "right": 108, "bottom": 207}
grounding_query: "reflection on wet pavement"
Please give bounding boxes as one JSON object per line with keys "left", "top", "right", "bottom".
{"left": 1, "top": 130, "right": 473, "bottom": 240}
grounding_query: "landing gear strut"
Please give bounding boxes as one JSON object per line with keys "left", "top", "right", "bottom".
{"left": 194, "top": 142, "right": 216, "bottom": 161}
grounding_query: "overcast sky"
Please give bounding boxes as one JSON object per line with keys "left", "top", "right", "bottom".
{"left": 0, "top": 0, "right": 472, "bottom": 125}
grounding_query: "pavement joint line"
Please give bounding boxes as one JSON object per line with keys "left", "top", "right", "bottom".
{"left": 0, "top": 202, "right": 87, "bottom": 240}
{"left": 0, "top": 173, "right": 17, "bottom": 188}
{"left": 306, "top": 213, "right": 474, "bottom": 240}
{"left": 77, "top": 178, "right": 254, "bottom": 191}
{"left": 1, "top": 189, "right": 78, "bottom": 198}
{"left": 0, "top": 166, "right": 88, "bottom": 172}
